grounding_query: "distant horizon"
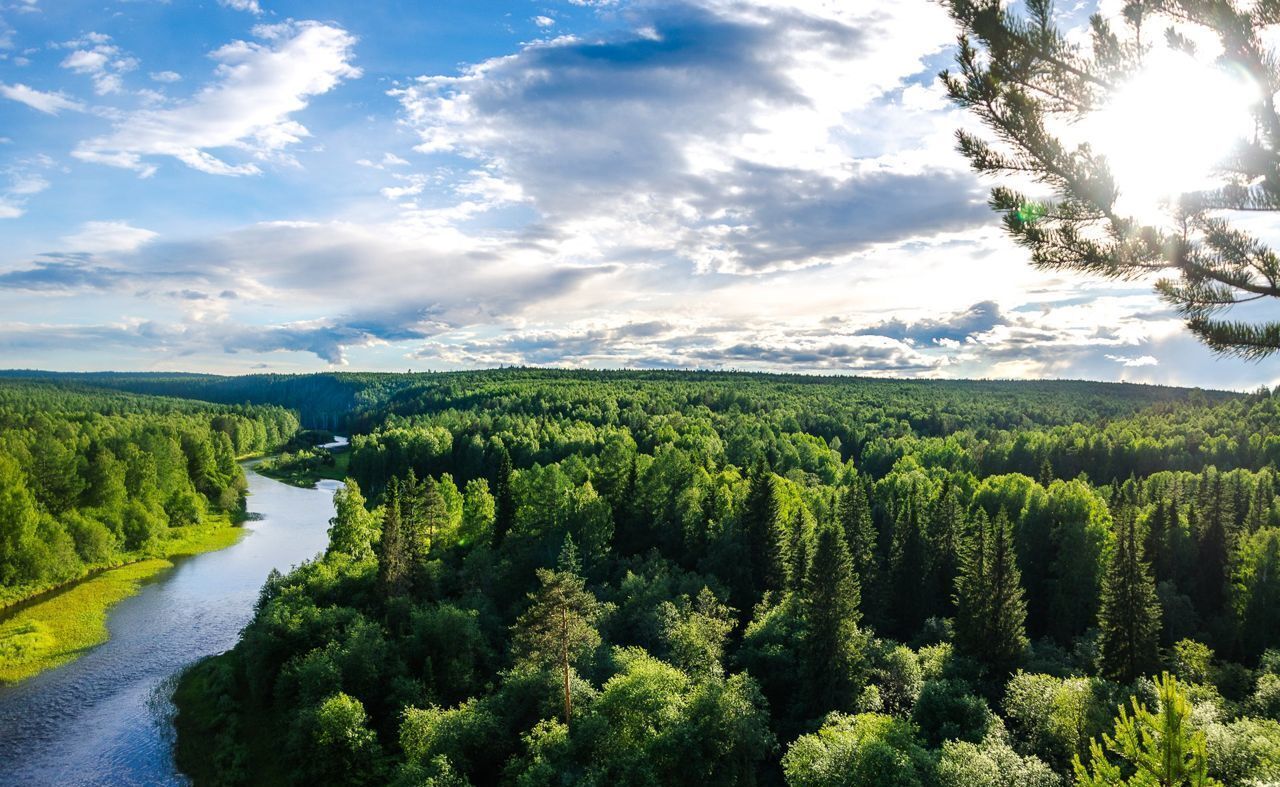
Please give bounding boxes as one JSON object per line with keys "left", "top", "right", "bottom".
{"left": 0, "top": 365, "right": 1263, "bottom": 395}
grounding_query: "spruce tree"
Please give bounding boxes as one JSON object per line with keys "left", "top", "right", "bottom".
{"left": 376, "top": 479, "right": 409, "bottom": 598}
{"left": 788, "top": 508, "right": 813, "bottom": 593}
{"left": 743, "top": 459, "right": 786, "bottom": 599}
{"left": 1143, "top": 498, "right": 1171, "bottom": 584}
{"left": 837, "top": 474, "right": 880, "bottom": 623}
{"left": 1196, "top": 471, "right": 1234, "bottom": 619}
{"left": 1098, "top": 507, "right": 1162, "bottom": 684}
{"left": 927, "top": 479, "right": 964, "bottom": 618}
{"left": 492, "top": 447, "right": 515, "bottom": 548}
{"left": 802, "top": 521, "right": 861, "bottom": 715}
{"left": 889, "top": 484, "right": 929, "bottom": 639}
{"left": 955, "top": 508, "right": 1028, "bottom": 675}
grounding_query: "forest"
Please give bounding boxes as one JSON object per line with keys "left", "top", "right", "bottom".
{"left": 0, "top": 380, "right": 300, "bottom": 606}
{"left": 161, "top": 370, "right": 1280, "bottom": 786}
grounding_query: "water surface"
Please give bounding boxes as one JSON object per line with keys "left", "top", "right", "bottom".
{"left": 0, "top": 464, "right": 338, "bottom": 786}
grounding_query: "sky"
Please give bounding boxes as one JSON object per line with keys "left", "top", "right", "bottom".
{"left": 0, "top": 0, "right": 1274, "bottom": 389}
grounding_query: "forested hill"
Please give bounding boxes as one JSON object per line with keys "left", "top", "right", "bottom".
{"left": 0, "top": 380, "right": 300, "bottom": 605}
{"left": 0, "top": 368, "right": 1242, "bottom": 435}
{"left": 174, "top": 370, "right": 1280, "bottom": 786}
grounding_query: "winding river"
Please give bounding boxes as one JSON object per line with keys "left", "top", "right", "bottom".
{"left": 0, "top": 459, "right": 341, "bottom": 786}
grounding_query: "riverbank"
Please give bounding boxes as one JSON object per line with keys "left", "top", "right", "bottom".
{"left": 0, "top": 516, "right": 246, "bottom": 684}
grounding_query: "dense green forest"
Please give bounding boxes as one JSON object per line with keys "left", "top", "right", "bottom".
{"left": 0, "top": 380, "right": 299, "bottom": 605}
{"left": 167, "top": 371, "right": 1280, "bottom": 786}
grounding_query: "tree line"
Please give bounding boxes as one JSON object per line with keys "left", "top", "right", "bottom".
{"left": 165, "top": 371, "right": 1280, "bottom": 785}
{"left": 0, "top": 380, "right": 299, "bottom": 602}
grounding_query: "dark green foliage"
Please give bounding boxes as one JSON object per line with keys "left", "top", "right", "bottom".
{"left": 955, "top": 509, "right": 1028, "bottom": 676}
{"left": 159, "top": 370, "right": 1280, "bottom": 786}
{"left": 801, "top": 521, "right": 862, "bottom": 715}
{"left": 1097, "top": 508, "right": 1162, "bottom": 684}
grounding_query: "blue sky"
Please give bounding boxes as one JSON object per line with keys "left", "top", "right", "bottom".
{"left": 0, "top": 0, "right": 1274, "bottom": 389}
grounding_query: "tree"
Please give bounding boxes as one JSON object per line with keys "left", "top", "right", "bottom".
{"left": 1196, "top": 470, "right": 1235, "bottom": 620}
{"left": 459, "top": 478, "right": 495, "bottom": 548}
{"left": 1074, "top": 673, "right": 1222, "bottom": 787}
{"left": 1235, "top": 527, "right": 1280, "bottom": 659}
{"left": 327, "top": 479, "right": 378, "bottom": 561}
{"left": 781, "top": 712, "right": 934, "bottom": 787}
{"left": 945, "top": 0, "right": 1280, "bottom": 358}
{"left": 377, "top": 479, "right": 410, "bottom": 597}
{"left": 1098, "top": 507, "right": 1163, "bottom": 684}
{"left": 493, "top": 447, "right": 515, "bottom": 548}
{"left": 838, "top": 474, "right": 880, "bottom": 623}
{"left": 788, "top": 508, "right": 814, "bottom": 592}
{"left": 512, "top": 539, "right": 609, "bottom": 726}
{"left": 802, "top": 521, "right": 862, "bottom": 714}
{"left": 955, "top": 508, "right": 1028, "bottom": 675}
{"left": 928, "top": 479, "right": 965, "bottom": 618}
{"left": 889, "top": 484, "right": 931, "bottom": 638}
{"left": 742, "top": 459, "right": 786, "bottom": 599}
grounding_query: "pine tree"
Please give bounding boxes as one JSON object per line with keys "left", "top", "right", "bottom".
{"left": 1074, "top": 673, "right": 1222, "bottom": 787}
{"left": 1098, "top": 507, "right": 1162, "bottom": 684}
{"left": 417, "top": 476, "right": 450, "bottom": 557}
{"left": 743, "top": 459, "right": 786, "bottom": 599}
{"left": 376, "top": 479, "right": 409, "bottom": 598}
{"left": 492, "top": 447, "right": 515, "bottom": 548}
{"left": 945, "top": 0, "right": 1280, "bottom": 359}
{"left": 802, "top": 521, "right": 861, "bottom": 714}
{"left": 512, "top": 537, "right": 608, "bottom": 727}
{"left": 954, "top": 508, "right": 1028, "bottom": 675}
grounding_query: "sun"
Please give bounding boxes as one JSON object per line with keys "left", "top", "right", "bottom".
{"left": 1083, "top": 47, "right": 1258, "bottom": 222}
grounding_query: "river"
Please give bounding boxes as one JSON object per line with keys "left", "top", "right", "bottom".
{"left": 0, "top": 460, "right": 341, "bottom": 786}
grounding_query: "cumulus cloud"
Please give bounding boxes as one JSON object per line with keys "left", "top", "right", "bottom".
{"left": 73, "top": 21, "right": 360, "bottom": 176}
{"left": 60, "top": 221, "right": 159, "bottom": 253}
{"left": 219, "top": 0, "right": 263, "bottom": 13}
{"left": 59, "top": 33, "right": 137, "bottom": 95}
{"left": 391, "top": 0, "right": 981, "bottom": 273}
{"left": 149, "top": 70, "right": 181, "bottom": 83}
{"left": 0, "top": 82, "right": 84, "bottom": 114}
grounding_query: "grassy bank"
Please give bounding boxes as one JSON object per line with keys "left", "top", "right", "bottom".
{"left": 256, "top": 447, "right": 349, "bottom": 488}
{"left": 0, "top": 517, "right": 246, "bottom": 684}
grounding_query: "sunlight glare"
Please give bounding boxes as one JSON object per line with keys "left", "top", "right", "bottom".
{"left": 1084, "top": 48, "right": 1258, "bottom": 221}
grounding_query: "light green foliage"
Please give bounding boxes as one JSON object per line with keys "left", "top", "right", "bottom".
{"left": 781, "top": 712, "right": 933, "bottom": 787}
{"left": 305, "top": 692, "right": 380, "bottom": 784}
{"left": 657, "top": 586, "right": 735, "bottom": 679}
{"left": 327, "top": 479, "right": 379, "bottom": 560}
{"left": 1074, "top": 673, "right": 1222, "bottom": 787}
{"left": 937, "top": 727, "right": 1063, "bottom": 787}
{"left": 1004, "top": 672, "right": 1113, "bottom": 772}
{"left": 458, "top": 478, "right": 495, "bottom": 548}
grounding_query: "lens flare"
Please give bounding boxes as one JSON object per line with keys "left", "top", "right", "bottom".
{"left": 1083, "top": 48, "right": 1258, "bottom": 222}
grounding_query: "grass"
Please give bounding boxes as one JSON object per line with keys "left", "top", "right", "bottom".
{"left": 257, "top": 448, "right": 350, "bottom": 488}
{"left": 0, "top": 517, "right": 247, "bottom": 684}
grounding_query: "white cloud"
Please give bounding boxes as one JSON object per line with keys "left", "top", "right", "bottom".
{"left": 60, "top": 221, "right": 159, "bottom": 253}
{"left": 1107, "top": 353, "right": 1160, "bottom": 367}
{"left": 392, "top": 0, "right": 975, "bottom": 274}
{"left": 219, "top": 0, "right": 263, "bottom": 14}
{"left": 149, "top": 70, "right": 182, "bottom": 83}
{"left": 0, "top": 82, "right": 84, "bottom": 114}
{"left": 73, "top": 21, "right": 361, "bottom": 177}
{"left": 59, "top": 33, "right": 138, "bottom": 95}
{"left": 533, "top": 15, "right": 555, "bottom": 28}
